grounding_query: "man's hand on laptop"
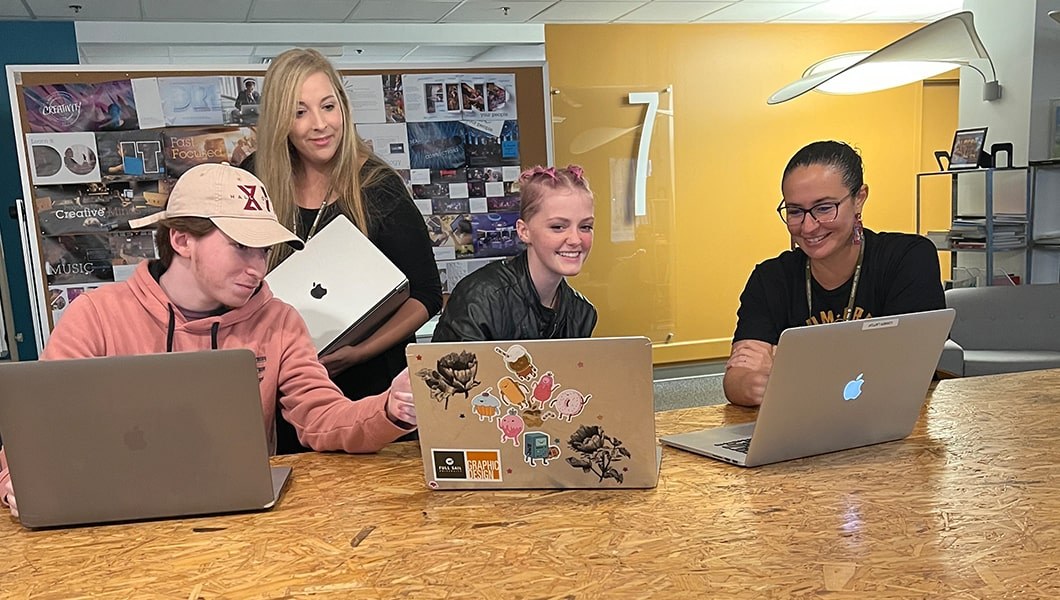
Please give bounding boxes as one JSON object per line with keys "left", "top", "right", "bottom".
{"left": 386, "top": 368, "right": 417, "bottom": 429}
{"left": 724, "top": 340, "right": 776, "bottom": 407}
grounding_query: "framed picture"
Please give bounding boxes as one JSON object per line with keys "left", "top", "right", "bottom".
{"left": 949, "top": 126, "right": 988, "bottom": 170}
{"left": 1050, "top": 99, "right": 1060, "bottom": 159}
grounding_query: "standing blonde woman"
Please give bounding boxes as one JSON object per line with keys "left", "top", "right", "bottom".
{"left": 254, "top": 48, "right": 442, "bottom": 451}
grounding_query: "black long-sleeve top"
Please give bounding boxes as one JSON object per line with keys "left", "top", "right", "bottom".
{"left": 296, "top": 162, "right": 443, "bottom": 401}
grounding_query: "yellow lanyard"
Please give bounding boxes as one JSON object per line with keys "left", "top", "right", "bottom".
{"left": 805, "top": 241, "right": 865, "bottom": 322}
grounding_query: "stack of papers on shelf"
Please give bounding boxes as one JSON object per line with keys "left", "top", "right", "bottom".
{"left": 1034, "top": 232, "right": 1060, "bottom": 247}
{"left": 937, "top": 216, "right": 1027, "bottom": 250}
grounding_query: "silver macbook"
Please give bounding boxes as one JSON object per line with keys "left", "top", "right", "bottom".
{"left": 266, "top": 215, "right": 410, "bottom": 356}
{"left": 0, "top": 349, "right": 291, "bottom": 528}
{"left": 660, "top": 309, "right": 955, "bottom": 467}
{"left": 406, "top": 337, "right": 661, "bottom": 490}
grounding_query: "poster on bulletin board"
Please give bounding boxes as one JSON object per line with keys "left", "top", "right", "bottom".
{"left": 9, "top": 63, "right": 550, "bottom": 353}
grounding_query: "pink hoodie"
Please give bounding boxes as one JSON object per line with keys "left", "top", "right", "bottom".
{"left": 0, "top": 262, "right": 410, "bottom": 511}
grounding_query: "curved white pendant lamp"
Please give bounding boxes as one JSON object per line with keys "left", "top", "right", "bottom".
{"left": 768, "top": 11, "right": 1001, "bottom": 105}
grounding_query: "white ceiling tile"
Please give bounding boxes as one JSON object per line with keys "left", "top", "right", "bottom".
{"left": 855, "top": 0, "right": 964, "bottom": 22}
{"left": 169, "top": 45, "right": 256, "bottom": 56}
{"left": 406, "top": 44, "right": 494, "bottom": 59}
{"left": 532, "top": 2, "right": 646, "bottom": 23}
{"left": 27, "top": 0, "right": 142, "bottom": 20}
{"left": 442, "top": 1, "right": 553, "bottom": 23}
{"left": 0, "top": 0, "right": 30, "bottom": 18}
{"left": 617, "top": 2, "right": 732, "bottom": 23}
{"left": 78, "top": 43, "right": 172, "bottom": 57}
{"left": 348, "top": 1, "right": 461, "bottom": 22}
{"left": 250, "top": 0, "right": 355, "bottom": 22}
{"left": 141, "top": 0, "right": 253, "bottom": 21}
{"left": 172, "top": 54, "right": 259, "bottom": 65}
{"left": 696, "top": 1, "right": 814, "bottom": 22}
{"left": 252, "top": 44, "right": 345, "bottom": 57}
{"left": 341, "top": 44, "right": 420, "bottom": 58}
{"left": 775, "top": 0, "right": 875, "bottom": 22}
{"left": 81, "top": 55, "right": 175, "bottom": 65}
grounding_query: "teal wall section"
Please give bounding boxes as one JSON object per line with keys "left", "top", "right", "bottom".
{"left": 0, "top": 21, "right": 79, "bottom": 359}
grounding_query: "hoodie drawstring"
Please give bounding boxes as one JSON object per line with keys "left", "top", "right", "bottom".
{"left": 166, "top": 304, "right": 221, "bottom": 351}
{"left": 166, "top": 305, "right": 176, "bottom": 353}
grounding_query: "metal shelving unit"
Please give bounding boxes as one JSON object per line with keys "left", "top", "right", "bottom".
{"left": 916, "top": 167, "right": 1032, "bottom": 286}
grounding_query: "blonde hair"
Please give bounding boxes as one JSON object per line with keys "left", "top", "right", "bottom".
{"left": 517, "top": 165, "right": 593, "bottom": 221}
{"left": 257, "top": 48, "right": 392, "bottom": 268}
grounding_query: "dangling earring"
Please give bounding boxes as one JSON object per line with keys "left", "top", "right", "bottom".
{"left": 790, "top": 236, "right": 798, "bottom": 251}
{"left": 853, "top": 213, "right": 863, "bottom": 246}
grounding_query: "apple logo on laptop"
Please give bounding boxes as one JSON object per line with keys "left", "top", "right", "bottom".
{"left": 123, "top": 426, "right": 147, "bottom": 451}
{"left": 310, "top": 282, "right": 328, "bottom": 299}
{"left": 843, "top": 373, "right": 865, "bottom": 401}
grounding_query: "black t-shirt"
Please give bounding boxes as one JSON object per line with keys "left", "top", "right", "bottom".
{"left": 733, "top": 230, "right": 946, "bottom": 345}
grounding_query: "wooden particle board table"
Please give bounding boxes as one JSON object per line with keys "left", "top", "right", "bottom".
{"left": 3, "top": 370, "right": 1060, "bottom": 598}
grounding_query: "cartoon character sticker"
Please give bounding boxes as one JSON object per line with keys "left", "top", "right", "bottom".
{"left": 545, "top": 388, "right": 592, "bottom": 422}
{"left": 497, "top": 408, "right": 525, "bottom": 446}
{"left": 497, "top": 376, "right": 530, "bottom": 409}
{"left": 531, "top": 371, "right": 559, "bottom": 409}
{"left": 495, "top": 344, "right": 537, "bottom": 380}
{"left": 470, "top": 387, "right": 502, "bottom": 422}
{"left": 523, "top": 432, "right": 561, "bottom": 466}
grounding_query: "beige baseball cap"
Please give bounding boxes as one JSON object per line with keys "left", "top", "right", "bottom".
{"left": 129, "top": 163, "right": 304, "bottom": 250}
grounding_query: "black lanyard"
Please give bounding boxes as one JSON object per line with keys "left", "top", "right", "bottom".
{"left": 805, "top": 241, "right": 865, "bottom": 322}
{"left": 305, "top": 200, "right": 330, "bottom": 241}
{"left": 302, "top": 185, "right": 336, "bottom": 241}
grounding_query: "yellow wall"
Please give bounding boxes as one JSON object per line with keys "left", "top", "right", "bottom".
{"left": 545, "top": 24, "right": 957, "bottom": 363}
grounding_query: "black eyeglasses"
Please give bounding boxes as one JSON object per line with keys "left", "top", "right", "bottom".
{"left": 776, "top": 193, "right": 853, "bottom": 226}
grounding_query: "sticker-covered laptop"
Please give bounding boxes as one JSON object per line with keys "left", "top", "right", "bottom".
{"left": 406, "top": 336, "right": 660, "bottom": 490}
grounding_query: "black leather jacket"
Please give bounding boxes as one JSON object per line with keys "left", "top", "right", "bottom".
{"left": 432, "top": 251, "right": 597, "bottom": 342}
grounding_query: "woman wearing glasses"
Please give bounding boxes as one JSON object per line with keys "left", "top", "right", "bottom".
{"left": 723, "top": 140, "right": 945, "bottom": 407}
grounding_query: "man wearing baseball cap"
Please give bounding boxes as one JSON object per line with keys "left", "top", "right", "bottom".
{"left": 0, "top": 163, "right": 415, "bottom": 517}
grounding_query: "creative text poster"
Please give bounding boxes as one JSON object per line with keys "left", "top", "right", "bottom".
{"left": 26, "top": 132, "right": 102, "bottom": 186}
{"left": 95, "top": 130, "right": 166, "bottom": 182}
{"left": 34, "top": 180, "right": 168, "bottom": 236}
{"left": 23, "top": 80, "right": 139, "bottom": 133}
{"left": 402, "top": 73, "right": 463, "bottom": 122}
{"left": 355, "top": 123, "right": 411, "bottom": 170}
{"left": 221, "top": 76, "right": 264, "bottom": 126}
{"left": 42, "top": 233, "right": 116, "bottom": 286}
{"left": 407, "top": 121, "right": 467, "bottom": 170}
{"left": 162, "top": 127, "right": 256, "bottom": 176}
{"left": 343, "top": 75, "right": 387, "bottom": 124}
{"left": 157, "top": 76, "right": 225, "bottom": 126}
